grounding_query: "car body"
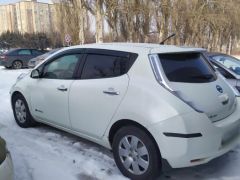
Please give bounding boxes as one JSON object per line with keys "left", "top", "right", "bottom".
{"left": 0, "top": 137, "right": 13, "bottom": 180}
{"left": 0, "top": 48, "right": 46, "bottom": 69}
{"left": 10, "top": 43, "right": 240, "bottom": 179}
{"left": 28, "top": 48, "right": 62, "bottom": 68}
{"left": 205, "top": 52, "right": 240, "bottom": 92}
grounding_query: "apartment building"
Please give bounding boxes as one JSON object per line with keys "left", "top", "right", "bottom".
{"left": 0, "top": 0, "right": 57, "bottom": 34}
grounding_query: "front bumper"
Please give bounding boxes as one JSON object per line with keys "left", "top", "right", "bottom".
{"left": 149, "top": 97, "right": 240, "bottom": 168}
{"left": 0, "top": 153, "right": 13, "bottom": 180}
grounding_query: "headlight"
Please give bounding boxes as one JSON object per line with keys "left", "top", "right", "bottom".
{"left": 0, "top": 137, "right": 7, "bottom": 164}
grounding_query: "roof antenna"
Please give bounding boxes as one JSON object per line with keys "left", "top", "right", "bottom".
{"left": 160, "top": 33, "right": 176, "bottom": 45}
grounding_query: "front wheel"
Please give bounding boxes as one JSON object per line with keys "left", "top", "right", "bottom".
{"left": 12, "top": 94, "right": 37, "bottom": 128}
{"left": 112, "top": 126, "right": 162, "bottom": 180}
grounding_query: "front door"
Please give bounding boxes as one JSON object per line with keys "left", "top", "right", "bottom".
{"left": 30, "top": 54, "right": 82, "bottom": 128}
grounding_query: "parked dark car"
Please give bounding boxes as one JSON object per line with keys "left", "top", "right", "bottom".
{"left": 206, "top": 52, "right": 240, "bottom": 92}
{"left": 28, "top": 48, "right": 62, "bottom": 68}
{"left": 0, "top": 48, "right": 46, "bottom": 69}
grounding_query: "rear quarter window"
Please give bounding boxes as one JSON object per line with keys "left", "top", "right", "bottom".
{"left": 159, "top": 53, "right": 216, "bottom": 83}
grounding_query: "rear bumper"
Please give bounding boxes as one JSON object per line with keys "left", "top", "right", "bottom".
{"left": 0, "top": 153, "right": 13, "bottom": 180}
{"left": 0, "top": 60, "right": 11, "bottom": 67}
{"left": 149, "top": 97, "right": 240, "bottom": 168}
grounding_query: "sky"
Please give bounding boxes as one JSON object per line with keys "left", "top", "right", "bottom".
{"left": 0, "top": 0, "right": 51, "bottom": 4}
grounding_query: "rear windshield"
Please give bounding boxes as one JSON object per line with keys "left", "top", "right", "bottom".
{"left": 159, "top": 53, "right": 216, "bottom": 83}
{"left": 4, "top": 49, "right": 17, "bottom": 55}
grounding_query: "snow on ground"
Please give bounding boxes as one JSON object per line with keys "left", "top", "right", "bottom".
{"left": 0, "top": 67, "right": 240, "bottom": 180}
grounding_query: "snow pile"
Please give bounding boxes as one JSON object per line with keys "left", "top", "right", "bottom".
{"left": 0, "top": 67, "right": 239, "bottom": 180}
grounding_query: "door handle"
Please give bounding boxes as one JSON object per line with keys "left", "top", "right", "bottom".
{"left": 57, "top": 85, "right": 68, "bottom": 92}
{"left": 103, "top": 89, "right": 120, "bottom": 95}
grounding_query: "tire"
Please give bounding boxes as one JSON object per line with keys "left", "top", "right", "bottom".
{"left": 112, "top": 126, "right": 162, "bottom": 180}
{"left": 12, "top": 60, "right": 23, "bottom": 69}
{"left": 12, "top": 93, "right": 37, "bottom": 128}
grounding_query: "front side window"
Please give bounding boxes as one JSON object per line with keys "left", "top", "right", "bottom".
{"left": 81, "top": 54, "right": 128, "bottom": 79}
{"left": 159, "top": 53, "right": 216, "bottom": 83}
{"left": 18, "top": 50, "right": 31, "bottom": 55}
{"left": 211, "top": 55, "right": 240, "bottom": 75}
{"left": 42, "top": 54, "right": 80, "bottom": 79}
{"left": 32, "top": 50, "right": 43, "bottom": 56}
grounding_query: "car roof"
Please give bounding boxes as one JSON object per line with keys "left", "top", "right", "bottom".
{"left": 8, "top": 48, "right": 41, "bottom": 50}
{"left": 62, "top": 43, "right": 205, "bottom": 54}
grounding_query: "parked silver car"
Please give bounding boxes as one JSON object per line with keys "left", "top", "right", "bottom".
{"left": 206, "top": 52, "right": 240, "bottom": 92}
{"left": 28, "top": 48, "right": 62, "bottom": 68}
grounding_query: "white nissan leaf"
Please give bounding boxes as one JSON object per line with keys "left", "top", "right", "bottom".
{"left": 10, "top": 43, "right": 240, "bottom": 180}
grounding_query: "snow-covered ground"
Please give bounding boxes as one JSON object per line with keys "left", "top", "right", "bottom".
{"left": 0, "top": 67, "right": 240, "bottom": 180}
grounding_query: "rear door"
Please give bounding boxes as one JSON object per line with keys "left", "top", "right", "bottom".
{"left": 158, "top": 52, "right": 236, "bottom": 122}
{"left": 69, "top": 50, "right": 135, "bottom": 138}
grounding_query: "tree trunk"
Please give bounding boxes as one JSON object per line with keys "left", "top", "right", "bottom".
{"left": 96, "top": 0, "right": 103, "bottom": 43}
{"left": 77, "top": 0, "right": 85, "bottom": 44}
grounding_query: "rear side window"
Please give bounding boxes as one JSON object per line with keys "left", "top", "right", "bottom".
{"left": 159, "top": 53, "right": 216, "bottom": 83}
{"left": 81, "top": 54, "right": 128, "bottom": 79}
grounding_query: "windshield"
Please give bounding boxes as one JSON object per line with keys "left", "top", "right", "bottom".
{"left": 159, "top": 53, "right": 216, "bottom": 83}
{"left": 211, "top": 55, "right": 240, "bottom": 75}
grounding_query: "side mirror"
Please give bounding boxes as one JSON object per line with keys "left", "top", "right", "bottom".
{"left": 31, "top": 69, "right": 40, "bottom": 79}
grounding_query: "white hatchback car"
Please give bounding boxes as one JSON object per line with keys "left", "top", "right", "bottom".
{"left": 10, "top": 43, "right": 240, "bottom": 179}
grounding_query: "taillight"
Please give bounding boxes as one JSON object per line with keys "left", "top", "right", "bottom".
{"left": 0, "top": 55, "right": 6, "bottom": 60}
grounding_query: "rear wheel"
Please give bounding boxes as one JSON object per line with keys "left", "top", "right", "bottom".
{"left": 112, "top": 126, "right": 162, "bottom": 180}
{"left": 12, "top": 93, "right": 37, "bottom": 128}
{"left": 12, "top": 60, "right": 23, "bottom": 69}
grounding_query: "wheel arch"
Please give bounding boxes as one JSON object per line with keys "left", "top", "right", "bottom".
{"left": 11, "top": 91, "right": 24, "bottom": 106}
{"left": 108, "top": 119, "right": 161, "bottom": 158}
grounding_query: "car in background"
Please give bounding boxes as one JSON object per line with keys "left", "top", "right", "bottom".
{"left": 28, "top": 48, "right": 62, "bottom": 68}
{"left": 0, "top": 48, "right": 46, "bottom": 69}
{"left": 10, "top": 43, "right": 240, "bottom": 179}
{"left": 0, "top": 136, "right": 13, "bottom": 180}
{"left": 206, "top": 52, "right": 240, "bottom": 92}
